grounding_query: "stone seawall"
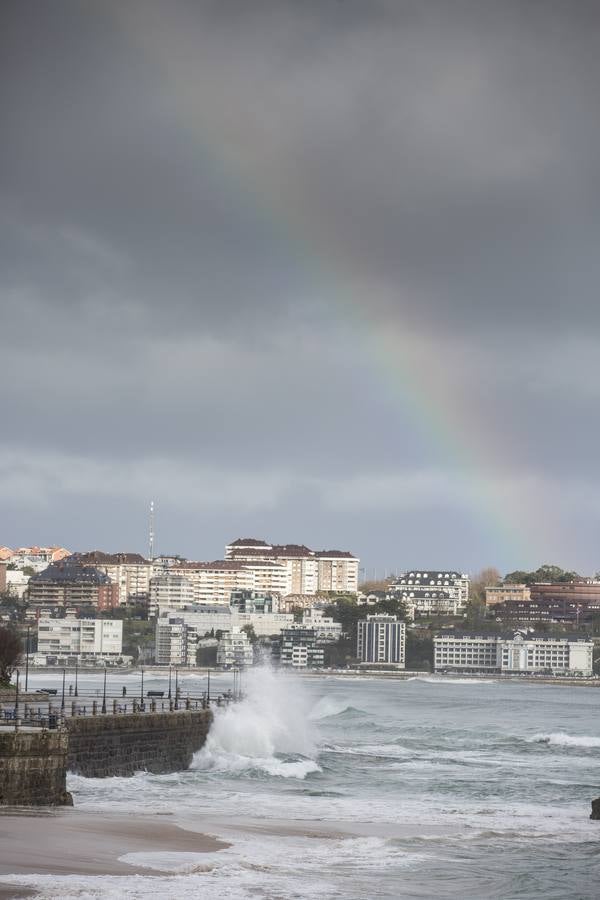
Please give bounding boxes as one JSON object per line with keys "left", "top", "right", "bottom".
{"left": 66, "top": 709, "right": 212, "bottom": 777}
{"left": 0, "top": 730, "right": 72, "bottom": 806}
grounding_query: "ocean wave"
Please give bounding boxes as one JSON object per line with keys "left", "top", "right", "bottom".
{"left": 529, "top": 732, "right": 600, "bottom": 748}
{"left": 309, "top": 696, "right": 364, "bottom": 720}
{"left": 193, "top": 748, "right": 321, "bottom": 779}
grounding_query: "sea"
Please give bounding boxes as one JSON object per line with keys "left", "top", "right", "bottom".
{"left": 6, "top": 667, "right": 600, "bottom": 899}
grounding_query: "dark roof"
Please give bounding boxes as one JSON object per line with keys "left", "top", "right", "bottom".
{"left": 30, "top": 562, "right": 113, "bottom": 585}
{"left": 74, "top": 551, "right": 150, "bottom": 565}
{"left": 229, "top": 538, "right": 267, "bottom": 546}
{"left": 314, "top": 550, "right": 357, "bottom": 559}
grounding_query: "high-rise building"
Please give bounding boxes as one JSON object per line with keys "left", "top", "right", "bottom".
{"left": 216, "top": 628, "right": 254, "bottom": 668}
{"left": 357, "top": 615, "right": 406, "bottom": 667}
{"left": 76, "top": 552, "right": 152, "bottom": 606}
{"left": 225, "top": 538, "right": 359, "bottom": 595}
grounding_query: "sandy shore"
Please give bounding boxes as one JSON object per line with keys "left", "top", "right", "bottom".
{"left": 0, "top": 807, "right": 229, "bottom": 891}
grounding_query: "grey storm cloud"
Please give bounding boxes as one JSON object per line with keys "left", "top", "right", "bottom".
{"left": 1, "top": 0, "right": 600, "bottom": 572}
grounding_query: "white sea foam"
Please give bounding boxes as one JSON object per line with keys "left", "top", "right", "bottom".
{"left": 530, "top": 732, "right": 600, "bottom": 748}
{"left": 192, "top": 665, "right": 320, "bottom": 778}
{"left": 414, "top": 676, "right": 497, "bottom": 685}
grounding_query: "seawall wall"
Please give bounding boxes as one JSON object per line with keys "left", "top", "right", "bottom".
{"left": 66, "top": 709, "right": 212, "bottom": 777}
{"left": 0, "top": 730, "right": 72, "bottom": 806}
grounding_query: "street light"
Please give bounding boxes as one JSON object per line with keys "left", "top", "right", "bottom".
{"left": 174, "top": 667, "right": 179, "bottom": 709}
{"left": 74, "top": 660, "right": 79, "bottom": 698}
{"left": 24, "top": 626, "right": 31, "bottom": 692}
{"left": 14, "top": 669, "right": 19, "bottom": 730}
{"left": 168, "top": 665, "right": 172, "bottom": 700}
{"left": 61, "top": 668, "right": 66, "bottom": 713}
{"left": 140, "top": 667, "right": 144, "bottom": 703}
{"left": 207, "top": 668, "right": 210, "bottom": 704}
{"left": 101, "top": 668, "right": 107, "bottom": 714}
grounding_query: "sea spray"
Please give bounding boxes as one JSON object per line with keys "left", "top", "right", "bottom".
{"left": 192, "top": 665, "right": 321, "bottom": 778}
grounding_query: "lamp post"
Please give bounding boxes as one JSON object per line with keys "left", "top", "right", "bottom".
{"left": 140, "top": 667, "right": 144, "bottom": 703}
{"left": 24, "top": 626, "right": 31, "bottom": 692}
{"left": 207, "top": 668, "right": 210, "bottom": 704}
{"left": 14, "top": 669, "right": 19, "bottom": 732}
{"left": 174, "top": 667, "right": 179, "bottom": 709}
{"left": 61, "top": 668, "right": 66, "bottom": 713}
{"left": 168, "top": 665, "right": 172, "bottom": 700}
{"left": 101, "top": 668, "right": 107, "bottom": 714}
{"left": 74, "top": 660, "right": 79, "bottom": 698}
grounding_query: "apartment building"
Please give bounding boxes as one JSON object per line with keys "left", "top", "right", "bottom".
{"left": 149, "top": 574, "right": 196, "bottom": 616}
{"left": 357, "top": 615, "right": 406, "bottom": 667}
{"left": 279, "top": 626, "right": 325, "bottom": 669}
{"left": 301, "top": 608, "right": 343, "bottom": 641}
{"left": 36, "top": 615, "right": 123, "bottom": 663}
{"left": 216, "top": 628, "right": 254, "bottom": 668}
{"left": 529, "top": 582, "right": 600, "bottom": 603}
{"left": 225, "top": 538, "right": 359, "bottom": 595}
{"left": 434, "top": 631, "right": 594, "bottom": 675}
{"left": 76, "top": 552, "right": 152, "bottom": 606}
{"left": 28, "top": 562, "right": 119, "bottom": 611}
{"left": 390, "top": 570, "right": 469, "bottom": 617}
{"left": 154, "top": 605, "right": 295, "bottom": 665}
{"left": 485, "top": 584, "right": 531, "bottom": 607}
{"left": 174, "top": 561, "right": 255, "bottom": 605}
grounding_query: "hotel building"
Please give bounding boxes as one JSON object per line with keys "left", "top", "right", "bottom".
{"left": 390, "top": 571, "right": 469, "bottom": 617}
{"left": 433, "top": 631, "right": 594, "bottom": 676}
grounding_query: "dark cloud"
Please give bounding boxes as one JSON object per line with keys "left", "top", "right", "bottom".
{"left": 1, "top": 0, "right": 600, "bottom": 571}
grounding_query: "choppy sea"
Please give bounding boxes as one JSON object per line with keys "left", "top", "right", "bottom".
{"left": 6, "top": 668, "right": 600, "bottom": 898}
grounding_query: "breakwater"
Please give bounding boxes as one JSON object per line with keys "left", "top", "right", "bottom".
{"left": 0, "top": 709, "right": 212, "bottom": 805}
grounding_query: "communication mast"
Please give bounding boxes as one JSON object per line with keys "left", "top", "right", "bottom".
{"left": 149, "top": 500, "right": 155, "bottom": 560}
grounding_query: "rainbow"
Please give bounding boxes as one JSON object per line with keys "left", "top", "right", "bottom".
{"left": 113, "top": 8, "right": 547, "bottom": 567}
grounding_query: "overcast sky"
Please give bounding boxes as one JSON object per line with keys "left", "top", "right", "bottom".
{"left": 2, "top": 0, "right": 600, "bottom": 575}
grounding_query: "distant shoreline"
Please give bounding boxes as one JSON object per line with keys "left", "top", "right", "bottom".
{"left": 23, "top": 665, "right": 600, "bottom": 687}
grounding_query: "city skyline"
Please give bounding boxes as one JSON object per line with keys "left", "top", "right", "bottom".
{"left": 3, "top": 2, "right": 600, "bottom": 572}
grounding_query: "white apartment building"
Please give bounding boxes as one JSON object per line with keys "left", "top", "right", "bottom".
{"left": 391, "top": 571, "right": 470, "bottom": 617}
{"left": 36, "top": 616, "right": 123, "bottom": 663}
{"left": 154, "top": 605, "right": 295, "bottom": 665}
{"left": 279, "top": 626, "right": 325, "bottom": 669}
{"left": 225, "top": 538, "right": 359, "bottom": 595}
{"left": 301, "top": 608, "right": 343, "bottom": 641}
{"left": 357, "top": 615, "right": 406, "bottom": 667}
{"left": 216, "top": 628, "right": 254, "bottom": 668}
{"left": 434, "top": 631, "right": 594, "bottom": 675}
{"left": 149, "top": 574, "right": 196, "bottom": 616}
{"left": 155, "top": 616, "right": 188, "bottom": 666}
{"left": 175, "top": 561, "right": 255, "bottom": 605}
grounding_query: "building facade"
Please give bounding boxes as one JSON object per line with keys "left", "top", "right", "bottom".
{"left": 390, "top": 571, "right": 469, "bottom": 617}
{"left": 357, "top": 615, "right": 406, "bottom": 666}
{"left": 216, "top": 628, "right": 254, "bottom": 668}
{"left": 28, "top": 562, "right": 119, "bottom": 611}
{"left": 76, "top": 552, "right": 152, "bottom": 606}
{"left": 36, "top": 615, "right": 123, "bottom": 663}
{"left": 434, "top": 631, "right": 594, "bottom": 676}
{"left": 226, "top": 538, "right": 359, "bottom": 595}
{"left": 485, "top": 584, "right": 531, "bottom": 607}
{"left": 279, "top": 626, "right": 325, "bottom": 669}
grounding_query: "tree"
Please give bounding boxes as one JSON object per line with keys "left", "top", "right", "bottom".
{"left": 241, "top": 624, "right": 257, "bottom": 644}
{"left": 0, "top": 626, "right": 22, "bottom": 685}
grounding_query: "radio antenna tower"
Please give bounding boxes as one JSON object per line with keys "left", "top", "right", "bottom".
{"left": 149, "top": 500, "right": 155, "bottom": 560}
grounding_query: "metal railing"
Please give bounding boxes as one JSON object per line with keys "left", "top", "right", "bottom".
{"left": 2, "top": 665, "right": 241, "bottom": 732}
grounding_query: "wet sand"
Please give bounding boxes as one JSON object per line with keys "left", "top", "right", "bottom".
{"left": 0, "top": 808, "right": 229, "bottom": 884}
